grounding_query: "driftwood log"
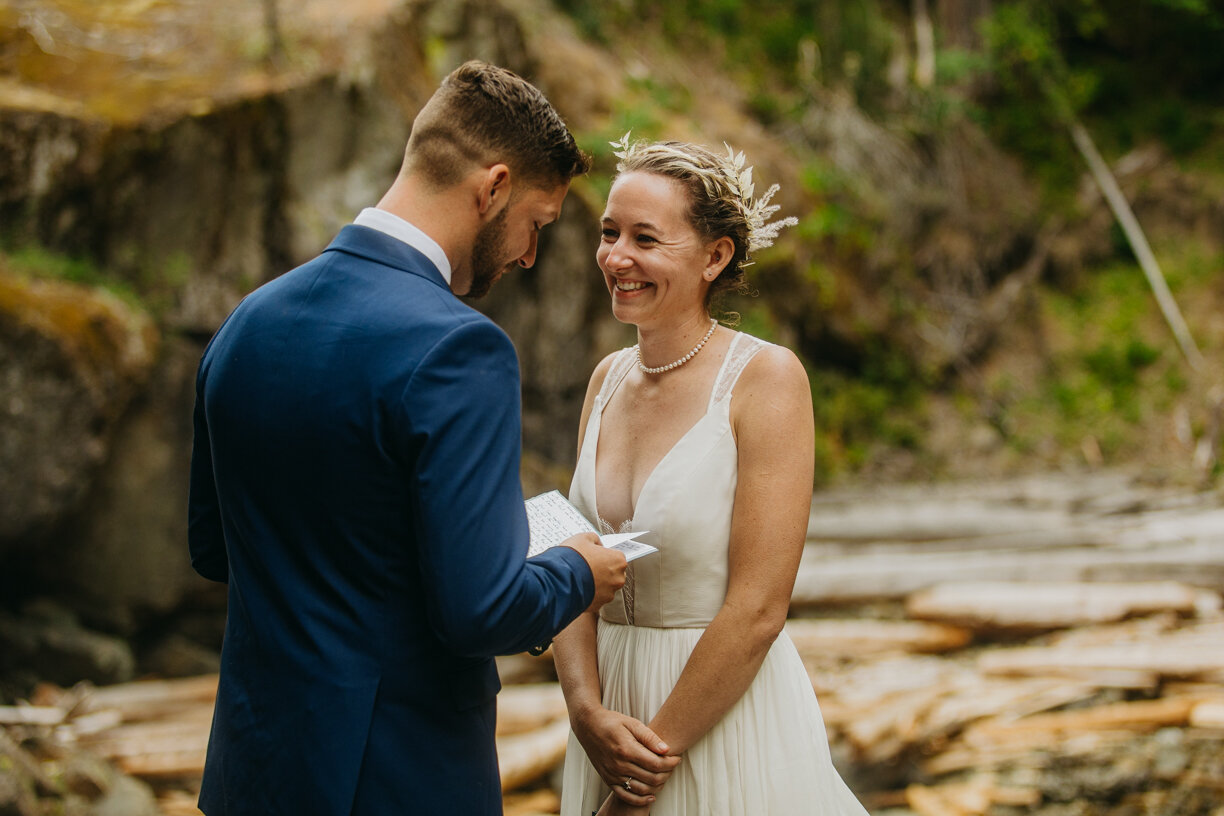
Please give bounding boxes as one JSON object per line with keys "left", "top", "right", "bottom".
{"left": 497, "top": 718, "right": 571, "bottom": 792}
{"left": 905, "top": 580, "right": 1208, "bottom": 630}
{"left": 42, "top": 674, "right": 576, "bottom": 793}
{"left": 784, "top": 618, "right": 971, "bottom": 655}
{"left": 5, "top": 475, "right": 1221, "bottom": 815}
{"left": 795, "top": 475, "right": 1224, "bottom": 605}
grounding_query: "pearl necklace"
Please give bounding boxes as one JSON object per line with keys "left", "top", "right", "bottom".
{"left": 635, "top": 319, "right": 718, "bottom": 375}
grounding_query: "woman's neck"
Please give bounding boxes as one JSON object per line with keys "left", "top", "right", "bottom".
{"left": 635, "top": 312, "right": 716, "bottom": 371}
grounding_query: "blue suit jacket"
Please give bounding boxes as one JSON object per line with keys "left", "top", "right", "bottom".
{"left": 188, "top": 225, "right": 594, "bottom": 815}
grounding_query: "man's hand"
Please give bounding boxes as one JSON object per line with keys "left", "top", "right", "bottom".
{"left": 562, "top": 533, "right": 627, "bottom": 612}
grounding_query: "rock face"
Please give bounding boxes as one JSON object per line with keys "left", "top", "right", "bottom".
{"left": 37, "top": 338, "right": 209, "bottom": 633}
{"left": 11, "top": 0, "right": 1199, "bottom": 658}
{"left": 0, "top": 600, "right": 135, "bottom": 688}
{"left": 0, "top": 0, "right": 628, "bottom": 645}
{"left": 0, "top": 268, "right": 157, "bottom": 549}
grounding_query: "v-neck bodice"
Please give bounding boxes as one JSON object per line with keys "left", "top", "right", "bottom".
{"left": 568, "top": 332, "right": 768, "bottom": 628}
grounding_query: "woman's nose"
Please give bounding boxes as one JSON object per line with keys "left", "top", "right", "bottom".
{"left": 603, "top": 238, "right": 633, "bottom": 269}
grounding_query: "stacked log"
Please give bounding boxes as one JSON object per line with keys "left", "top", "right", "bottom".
{"left": 0, "top": 674, "right": 575, "bottom": 814}
{"left": 3, "top": 475, "right": 1222, "bottom": 815}
{"left": 3, "top": 579, "right": 1220, "bottom": 815}
{"left": 794, "top": 473, "right": 1224, "bottom": 605}
{"left": 783, "top": 475, "right": 1224, "bottom": 815}
{"left": 794, "top": 582, "right": 1224, "bottom": 815}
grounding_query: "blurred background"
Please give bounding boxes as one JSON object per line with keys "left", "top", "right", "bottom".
{"left": 0, "top": 1, "right": 1222, "bottom": 814}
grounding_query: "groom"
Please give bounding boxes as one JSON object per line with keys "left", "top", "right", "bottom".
{"left": 188, "top": 61, "right": 627, "bottom": 815}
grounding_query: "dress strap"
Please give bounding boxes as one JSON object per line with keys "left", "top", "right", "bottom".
{"left": 596, "top": 347, "right": 637, "bottom": 412}
{"left": 708, "top": 332, "right": 769, "bottom": 409}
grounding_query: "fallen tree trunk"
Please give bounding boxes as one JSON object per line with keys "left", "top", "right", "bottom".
{"left": 905, "top": 581, "right": 1203, "bottom": 630}
{"left": 79, "top": 674, "right": 220, "bottom": 721}
{"left": 496, "top": 682, "right": 568, "bottom": 736}
{"left": 1068, "top": 120, "right": 1202, "bottom": 369}
{"left": 906, "top": 778, "right": 1040, "bottom": 816}
{"left": 1189, "top": 700, "right": 1224, "bottom": 728}
{"left": 0, "top": 704, "right": 65, "bottom": 726}
{"left": 785, "top": 618, "right": 972, "bottom": 656}
{"left": 978, "top": 622, "right": 1224, "bottom": 682}
{"left": 793, "top": 538, "right": 1224, "bottom": 604}
{"left": 964, "top": 696, "right": 1200, "bottom": 741}
{"left": 497, "top": 718, "right": 571, "bottom": 792}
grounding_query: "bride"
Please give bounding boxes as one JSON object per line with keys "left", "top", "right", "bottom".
{"left": 554, "top": 136, "right": 870, "bottom": 815}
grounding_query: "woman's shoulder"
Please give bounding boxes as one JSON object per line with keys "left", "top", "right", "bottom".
{"left": 731, "top": 331, "right": 803, "bottom": 376}
{"left": 728, "top": 331, "right": 809, "bottom": 401}
{"left": 585, "top": 347, "right": 635, "bottom": 398}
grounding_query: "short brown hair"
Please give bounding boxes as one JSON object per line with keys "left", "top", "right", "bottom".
{"left": 405, "top": 61, "right": 591, "bottom": 189}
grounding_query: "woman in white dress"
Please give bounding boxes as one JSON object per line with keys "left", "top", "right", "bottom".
{"left": 554, "top": 136, "right": 870, "bottom": 816}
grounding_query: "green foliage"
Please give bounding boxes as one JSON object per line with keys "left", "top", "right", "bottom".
{"left": 5, "top": 245, "right": 107, "bottom": 287}
{"left": 809, "top": 364, "right": 924, "bottom": 482}
{"left": 554, "top": 0, "right": 898, "bottom": 109}
{"left": 729, "top": 300, "right": 778, "bottom": 340}
{"left": 574, "top": 85, "right": 670, "bottom": 200}
{"left": 978, "top": 0, "right": 1224, "bottom": 187}
{"left": 978, "top": 5, "right": 1089, "bottom": 186}
{"left": 1082, "top": 338, "right": 1161, "bottom": 394}
{"left": 795, "top": 160, "right": 877, "bottom": 258}
{"left": 1, "top": 245, "right": 143, "bottom": 307}
{"left": 988, "top": 258, "right": 1198, "bottom": 463}
{"left": 805, "top": 340, "right": 927, "bottom": 482}
{"left": 555, "top": 0, "right": 1224, "bottom": 479}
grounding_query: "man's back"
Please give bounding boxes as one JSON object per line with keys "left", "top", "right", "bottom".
{"left": 190, "top": 227, "right": 593, "bottom": 815}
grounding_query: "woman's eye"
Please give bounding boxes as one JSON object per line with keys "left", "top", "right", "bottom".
{"left": 600, "top": 228, "right": 618, "bottom": 240}
{"left": 637, "top": 234, "right": 657, "bottom": 244}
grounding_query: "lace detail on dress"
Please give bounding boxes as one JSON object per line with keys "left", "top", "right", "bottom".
{"left": 597, "top": 348, "right": 638, "bottom": 407}
{"left": 598, "top": 515, "right": 637, "bottom": 625}
{"left": 708, "top": 332, "right": 768, "bottom": 409}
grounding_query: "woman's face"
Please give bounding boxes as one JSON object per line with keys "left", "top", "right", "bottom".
{"left": 597, "top": 171, "right": 713, "bottom": 328}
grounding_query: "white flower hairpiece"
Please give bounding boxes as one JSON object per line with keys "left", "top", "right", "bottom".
{"left": 610, "top": 132, "right": 798, "bottom": 258}
{"left": 609, "top": 131, "right": 631, "bottom": 160}
{"left": 721, "top": 142, "right": 799, "bottom": 255}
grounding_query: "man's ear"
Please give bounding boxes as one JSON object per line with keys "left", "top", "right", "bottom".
{"left": 703, "top": 236, "right": 736, "bottom": 281}
{"left": 477, "top": 164, "right": 513, "bottom": 219}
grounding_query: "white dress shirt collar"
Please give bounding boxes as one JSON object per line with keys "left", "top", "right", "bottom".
{"left": 353, "top": 207, "right": 452, "bottom": 286}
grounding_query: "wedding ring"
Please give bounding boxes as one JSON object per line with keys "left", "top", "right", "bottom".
{"left": 624, "top": 777, "right": 633, "bottom": 791}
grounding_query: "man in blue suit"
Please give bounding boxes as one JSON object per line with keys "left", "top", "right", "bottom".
{"left": 188, "top": 61, "right": 629, "bottom": 815}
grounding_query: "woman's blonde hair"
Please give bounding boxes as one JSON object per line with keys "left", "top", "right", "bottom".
{"left": 611, "top": 134, "right": 796, "bottom": 309}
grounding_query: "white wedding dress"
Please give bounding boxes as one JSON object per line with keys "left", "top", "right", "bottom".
{"left": 559, "top": 332, "right": 869, "bottom": 816}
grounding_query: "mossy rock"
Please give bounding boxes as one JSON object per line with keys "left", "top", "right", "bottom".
{"left": 0, "top": 262, "right": 157, "bottom": 545}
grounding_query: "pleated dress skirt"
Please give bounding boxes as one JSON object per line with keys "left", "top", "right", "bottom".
{"left": 559, "top": 621, "right": 871, "bottom": 816}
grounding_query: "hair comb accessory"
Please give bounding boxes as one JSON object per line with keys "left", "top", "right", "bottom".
{"left": 610, "top": 131, "right": 633, "bottom": 161}
{"left": 721, "top": 142, "right": 798, "bottom": 255}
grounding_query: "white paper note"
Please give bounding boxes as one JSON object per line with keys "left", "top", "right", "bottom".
{"left": 525, "top": 490, "right": 657, "bottom": 561}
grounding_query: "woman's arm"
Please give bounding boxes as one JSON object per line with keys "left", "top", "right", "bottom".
{"left": 643, "top": 344, "right": 815, "bottom": 754}
{"left": 553, "top": 354, "right": 678, "bottom": 807}
{"left": 555, "top": 610, "right": 674, "bottom": 807}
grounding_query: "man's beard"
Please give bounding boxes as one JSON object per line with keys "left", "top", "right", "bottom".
{"left": 465, "top": 206, "right": 511, "bottom": 299}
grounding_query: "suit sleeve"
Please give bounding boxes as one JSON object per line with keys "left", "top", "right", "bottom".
{"left": 402, "top": 319, "right": 594, "bottom": 657}
{"left": 187, "top": 350, "right": 229, "bottom": 583}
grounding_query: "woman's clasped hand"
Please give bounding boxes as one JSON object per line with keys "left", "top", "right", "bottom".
{"left": 569, "top": 705, "right": 679, "bottom": 807}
